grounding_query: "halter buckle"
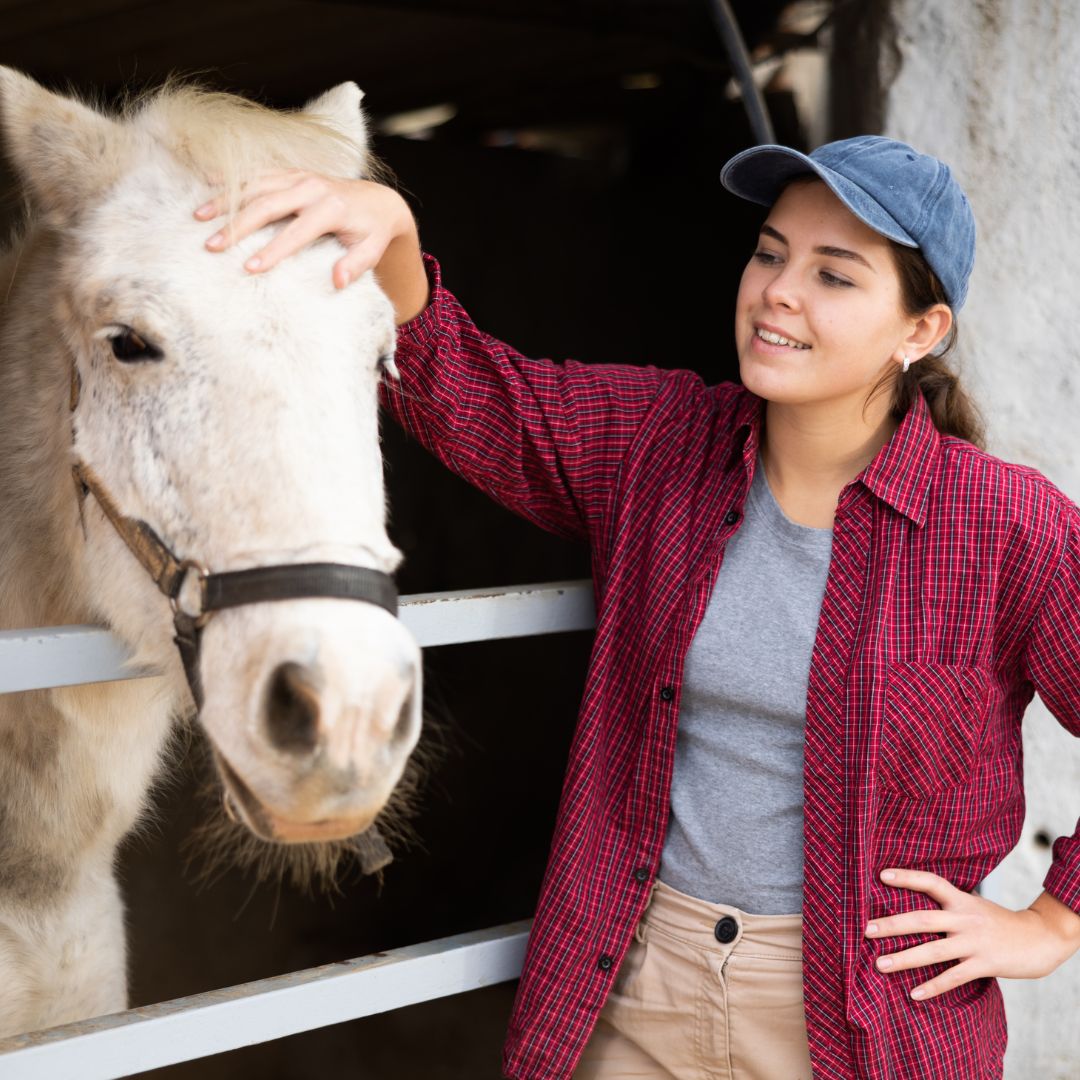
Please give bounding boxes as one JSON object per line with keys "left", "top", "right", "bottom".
{"left": 170, "top": 559, "right": 211, "bottom": 626}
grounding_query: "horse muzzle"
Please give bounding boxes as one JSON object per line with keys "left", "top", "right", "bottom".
{"left": 200, "top": 606, "right": 422, "bottom": 845}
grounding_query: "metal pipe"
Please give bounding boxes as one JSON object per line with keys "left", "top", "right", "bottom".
{"left": 706, "top": 0, "right": 776, "bottom": 144}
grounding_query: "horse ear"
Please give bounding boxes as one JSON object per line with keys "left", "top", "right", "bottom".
{"left": 302, "top": 82, "right": 369, "bottom": 168}
{"left": 0, "top": 66, "right": 129, "bottom": 226}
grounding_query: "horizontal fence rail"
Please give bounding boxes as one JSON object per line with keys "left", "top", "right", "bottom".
{"left": 0, "top": 579, "right": 596, "bottom": 693}
{"left": 0, "top": 922, "right": 532, "bottom": 1080}
{"left": 0, "top": 580, "right": 595, "bottom": 1077}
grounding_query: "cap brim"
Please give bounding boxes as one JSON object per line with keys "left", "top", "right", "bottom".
{"left": 720, "top": 145, "right": 919, "bottom": 249}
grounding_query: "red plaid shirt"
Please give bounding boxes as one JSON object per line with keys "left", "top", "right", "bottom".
{"left": 385, "top": 255, "right": 1080, "bottom": 1079}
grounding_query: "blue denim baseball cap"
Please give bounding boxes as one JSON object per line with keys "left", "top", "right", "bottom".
{"left": 720, "top": 135, "right": 976, "bottom": 310}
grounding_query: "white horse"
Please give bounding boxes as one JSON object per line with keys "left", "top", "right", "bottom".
{"left": 0, "top": 68, "right": 422, "bottom": 1036}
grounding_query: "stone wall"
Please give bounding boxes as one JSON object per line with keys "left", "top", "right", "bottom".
{"left": 871, "top": 1, "right": 1080, "bottom": 1075}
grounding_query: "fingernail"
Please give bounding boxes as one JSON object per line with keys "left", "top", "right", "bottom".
{"left": 881, "top": 870, "right": 896, "bottom": 882}
{"left": 866, "top": 923, "right": 878, "bottom": 936}
{"left": 206, "top": 232, "right": 224, "bottom": 249}
{"left": 195, "top": 202, "right": 215, "bottom": 218}
{"left": 245, "top": 256, "right": 262, "bottom": 272}
{"left": 877, "top": 956, "right": 892, "bottom": 970}
{"left": 910, "top": 988, "right": 925, "bottom": 1000}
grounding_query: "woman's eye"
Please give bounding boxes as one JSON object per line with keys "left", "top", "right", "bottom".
{"left": 820, "top": 270, "right": 854, "bottom": 289}
{"left": 109, "top": 328, "right": 164, "bottom": 363}
{"left": 752, "top": 249, "right": 780, "bottom": 266}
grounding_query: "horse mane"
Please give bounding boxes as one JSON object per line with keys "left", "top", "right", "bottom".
{"left": 123, "top": 79, "right": 388, "bottom": 210}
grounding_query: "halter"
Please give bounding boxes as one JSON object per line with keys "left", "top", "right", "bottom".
{"left": 69, "top": 367, "right": 398, "bottom": 710}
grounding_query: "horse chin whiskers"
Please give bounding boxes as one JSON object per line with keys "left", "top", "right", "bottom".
{"left": 183, "top": 722, "right": 438, "bottom": 895}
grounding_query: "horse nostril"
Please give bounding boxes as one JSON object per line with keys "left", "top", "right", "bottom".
{"left": 265, "top": 661, "right": 322, "bottom": 754}
{"left": 392, "top": 688, "right": 417, "bottom": 748}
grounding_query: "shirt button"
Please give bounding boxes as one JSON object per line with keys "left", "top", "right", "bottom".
{"left": 633, "top": 867, "right": 650, "bottom": 884}
{"left": 714, "top": 916, "right": 739, "bottom": 944}
{"left": 724, "top": 509, "right": 740, "bottom": 525}
{"left": 598, "top": 953, "right": 614, "bottom": 972}
{"left": 659, "top": 686, "right": 674, "bottom": 702}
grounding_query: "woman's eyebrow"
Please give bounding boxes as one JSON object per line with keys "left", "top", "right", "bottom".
{"left": 816, "top": 244, "right": 875, "bottom": 272}
{"left": 759, "top": 223, "right": 875, "bottom": 272}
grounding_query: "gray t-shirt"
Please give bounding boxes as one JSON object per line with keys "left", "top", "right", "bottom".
{"left": 658, "top": 454, "right": 833, "bottom": 914}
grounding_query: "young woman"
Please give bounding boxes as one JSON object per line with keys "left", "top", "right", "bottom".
{"left": 196, "top": 136, "right": 1080, "bottom": 1079}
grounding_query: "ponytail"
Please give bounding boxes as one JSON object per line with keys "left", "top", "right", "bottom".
{"left": 873, "top": 243, "right": 986, "bottom": 449}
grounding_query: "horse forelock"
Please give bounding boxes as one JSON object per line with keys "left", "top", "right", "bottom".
{"left": 125, "top": 81, "right": 384, "bottom": 213}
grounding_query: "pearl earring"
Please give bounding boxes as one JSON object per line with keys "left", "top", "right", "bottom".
{"left": 902, "top": 355, "right": 911, "bottom": 374}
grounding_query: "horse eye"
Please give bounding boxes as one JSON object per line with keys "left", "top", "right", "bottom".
{"left": 109, "top": 328, "right": 164, "bottom": 363}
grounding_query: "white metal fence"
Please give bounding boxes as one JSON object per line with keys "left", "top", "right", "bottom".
{"left": 0, "top": 580, "right": 595, "bottom": 1079}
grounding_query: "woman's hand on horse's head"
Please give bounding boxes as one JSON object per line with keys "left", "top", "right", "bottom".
{"left": 195, "top": 172, "right": 410, "bottom": 287}
{"left": 195, "top": 173, "right": 427, "bottom": 321}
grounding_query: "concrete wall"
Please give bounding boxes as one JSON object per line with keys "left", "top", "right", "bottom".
{"left": 875, "top": 1, "right": 1080, "bottom": 1075}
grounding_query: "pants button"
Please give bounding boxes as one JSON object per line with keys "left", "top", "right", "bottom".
{"left": 714, "top": 915, "right": 738, "bottom": 944}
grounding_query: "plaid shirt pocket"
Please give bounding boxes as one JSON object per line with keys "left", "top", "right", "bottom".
{"left": 879, "top": 662, "right": 992, "bottom": 797}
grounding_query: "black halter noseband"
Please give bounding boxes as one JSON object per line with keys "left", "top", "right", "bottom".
{"left": 70, "top": 371, "right": 398, "bottom": 711}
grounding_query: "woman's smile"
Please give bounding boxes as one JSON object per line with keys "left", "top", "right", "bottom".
{"left": 751, "top": 323, "right": 812, "bottom": 352}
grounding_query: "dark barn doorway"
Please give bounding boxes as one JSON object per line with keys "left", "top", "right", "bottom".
{"left": 0, "top": 2, "right": 836, "bottom": 1075}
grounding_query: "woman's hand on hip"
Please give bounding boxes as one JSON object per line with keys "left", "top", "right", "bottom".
{"left": 864, "top": 868, "right": 1080, "bottom": 1001}
{"left": 195, "top": 173, "right": 429, "bottom": 323}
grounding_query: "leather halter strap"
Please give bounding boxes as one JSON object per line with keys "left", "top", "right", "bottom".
{"left": 72, "top": 461, "right": 398, "bottom": 710}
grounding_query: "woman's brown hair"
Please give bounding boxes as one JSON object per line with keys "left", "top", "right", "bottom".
{"left": 873, "top": 243, "right": 986, "bottom": 448}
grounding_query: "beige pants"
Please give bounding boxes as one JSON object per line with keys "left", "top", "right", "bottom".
{"left": 574, "top": 880, "right": 812, "bottom": 1080}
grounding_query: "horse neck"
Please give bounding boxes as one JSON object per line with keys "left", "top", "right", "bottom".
{"left": 0, "top": 227, "right": 88, "bottom": 631}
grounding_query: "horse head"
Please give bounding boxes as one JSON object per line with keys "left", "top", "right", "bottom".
{"left": 0, "top": 68, "right": 422, "bottom": 852}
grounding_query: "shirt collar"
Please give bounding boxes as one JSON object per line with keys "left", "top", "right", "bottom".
{"left": 858, "top": 389, "right": 940, "bottom": 527}
{"left": 730, "top": 384, "right": 940, "bottom": 528}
